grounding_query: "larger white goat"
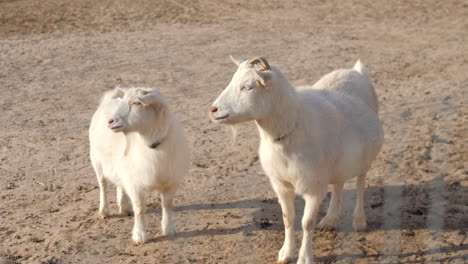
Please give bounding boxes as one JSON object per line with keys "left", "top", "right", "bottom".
{"left": 89, "top": 87, "right": 190, "bottom": 244}
{"left": 210, "top": 57, "right": 384, "bottom": 263}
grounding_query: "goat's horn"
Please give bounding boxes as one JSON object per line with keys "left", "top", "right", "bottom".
{"left": 248, "top": 57, "right": 271, "bottom": 71}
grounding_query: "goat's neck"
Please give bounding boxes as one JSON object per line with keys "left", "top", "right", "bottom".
{"left": 127, "top": 113, "right": 171, "bottom": 150}
{"left": 256, "top": 80, "right": 300, "bottom": 141}
{"left": 138, "top": 123, "right": 169, "bottom": 149}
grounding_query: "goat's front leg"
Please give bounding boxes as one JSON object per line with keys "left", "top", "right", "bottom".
{"left": 297, "top": 191, "right": 326, "bottom": 264}
{"left": 95, "top": 169, "right": 109, "bottom": 219}
{"left": 160, "top": 190, "right": 176, "bottom": 236}
{"left": 127, "top": 189, "right": 147, "bottom": 244}
{"left": 273, "top": 184, "right": 296, "bottom": 264}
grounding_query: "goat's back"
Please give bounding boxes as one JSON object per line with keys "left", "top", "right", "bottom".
{"left": 307, "top": 62, "right": 379, "bottom": 113}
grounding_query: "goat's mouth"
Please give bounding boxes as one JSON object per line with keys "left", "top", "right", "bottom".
{"left": 212, "top": 114, "right": 229, "bottom": 122}
{"left": 109, "top": 124, "right": 124, "bottom": 132}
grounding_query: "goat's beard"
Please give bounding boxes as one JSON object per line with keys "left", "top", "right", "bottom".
{"left": 229, "top": 124, "right": 238, "bottom": 145}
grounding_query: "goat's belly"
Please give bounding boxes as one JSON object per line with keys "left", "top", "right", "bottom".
{"left": 335, "top": 144, "right": 368, "bottom": 182}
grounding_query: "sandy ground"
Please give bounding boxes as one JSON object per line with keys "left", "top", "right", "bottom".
{"left": 0, "top": 0, "right": 467, "bottom": 263}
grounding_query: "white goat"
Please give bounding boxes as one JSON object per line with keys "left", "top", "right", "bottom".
{"left": 210, "top": 57, "right": 384, "bottom": 264}
{"left": 89, "top": 87, "right": 190, "bottom": 244}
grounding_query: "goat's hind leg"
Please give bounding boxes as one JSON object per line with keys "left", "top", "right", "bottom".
{"left": 353, "top": 173, "right": 367, "bottom": 232}
{"left": 317, "top": 182, "right": 344, "bottom": 230}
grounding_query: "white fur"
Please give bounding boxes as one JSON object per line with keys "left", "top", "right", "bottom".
{"left": 89, "top": 87, "right": 190, "bottom": 244}
{"left": 211, "top": 57, "right": 384, "bottom": 263}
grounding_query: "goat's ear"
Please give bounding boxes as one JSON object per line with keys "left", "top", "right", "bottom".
{"left": 230, "top": 55, "right": 244, "bottom": 66}
{"left": 253, "top": 70, "right": 271, "bottom": 87}
{"left": 136, "top": 92, "right": 160, "bottom": 106}
{"left": 248, "top": 57, "right": 271, "bottom": 71}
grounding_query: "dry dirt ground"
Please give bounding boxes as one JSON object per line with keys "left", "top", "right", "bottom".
{"left": 0, "top": 0, "right": 467, "bottom": 263}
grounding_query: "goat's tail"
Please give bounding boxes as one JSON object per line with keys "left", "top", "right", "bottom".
{"left": 353, "top": 59, "right": 369, "bottom": 77}
{"left": 353, "top": 59, "right": 379, "bottom": 113}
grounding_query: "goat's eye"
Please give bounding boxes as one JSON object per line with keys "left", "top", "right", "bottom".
{"left": 241, "top": 85, "right": 253, "bottom": 91}
{"left": 132, "top": 101, "right": 142, "bottom": 106}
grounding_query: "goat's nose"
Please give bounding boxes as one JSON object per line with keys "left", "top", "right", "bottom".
{"left": 108, "top": 119, "right": 115, "bottom": 125}
{"left": 210, "top": 106, "right": 218, "bottom": 114}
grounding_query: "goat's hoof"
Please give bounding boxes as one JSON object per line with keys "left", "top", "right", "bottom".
{"left": 132, "top": 230, "right": 147, "bottom": 245}
{"left": 317, "top": 217, "right": 337, "bottom": 231}
{"left": 162, "top": 224, "right": 176, "bottom": 236}
{"left": 278, "top": 244, "right": 295, "bottom": 263}
{"left": 353, "top": 216, "right": 367, "bottom": 232}
{"left": 118, "top": 204, "right": 133, "bottom": 215}
{"left": 278, "top": 253, "right": 294, "bottom": 263}
{"left": 118, "top": 210, "right": 133, "bottom": 216}
{"left": 296, "top": 256, "right": 313, "bottom": 264}
{"left": 99, "top": 209, "right": 110, "bottom": 219}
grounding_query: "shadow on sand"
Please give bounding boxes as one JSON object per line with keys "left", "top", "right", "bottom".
{"left": 146, "top": 178, "right": 466, "bottom": 262}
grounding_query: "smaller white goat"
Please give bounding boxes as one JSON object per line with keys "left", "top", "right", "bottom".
{"left": 210, "top": 57, "right": 384, "bottom": 264}
{"left": 89, "top": 87, "right": 189, "bottom": 244}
